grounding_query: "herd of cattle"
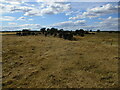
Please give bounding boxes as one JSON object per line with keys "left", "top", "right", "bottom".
{"left": 16, "top": 28, "right": 95, "bottom": 40}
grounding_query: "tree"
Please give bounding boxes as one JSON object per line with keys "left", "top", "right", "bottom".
{"left": 40, "top": 28, "right": 46, "bottom": 34}
{"left": 79, "top": 29, "right": 85, "bottom": 37}
{"left": 90, "top": 30, "right": 92, "bottom": 32}
{"left": 22, "top": 29, "right": 31, "bottom": 36}
{"left": 97, "top": 29, "right": 100, "bottom": 32}
{"left": 48, "top": 28, "right": 58, "bottom": 36}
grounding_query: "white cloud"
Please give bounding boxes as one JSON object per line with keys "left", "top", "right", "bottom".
{"left": 65, "top": 10, "right": 81, "bottom": 16}
{"left": 17, "top": 17, "right": 26, "bottom": 20}
{"left": 0, "top": 2, "right": 80, "bottom": 19}
{"left": 98, "top": 16, "right": 118, "bottom": 25}
{"left": 28, "top": 19, "right": 33, "bottom": 21}
{"left": 51, "top": 20, "right": 86, "bottom": 30}
{"left": 37, "top": 0, "right": 119, "bottom": 2}
{"left": 8, "top": 22, "right": 17, "bottom": 25}
{"left": 51, "top": 17, "right": 119, "bottom": 31}
{"left": 69, "top": 4, "right": 119, "bottom": 20}
{"left": 1, "top": 0, "right": 119, "bottom": 3}
{"left": 37, "top": 0, "right": 69, "bottom": 2}
{"left": 0, "top": 2, "right": 34, "bottom": 14}
{"left": 0, "top": 16, "right": 16, "bottom": 21}
{"left": 1, "top": 0, "right": 25, "bottom": 4}
{"left": 1, "top": 24, "right": 42, "bottom": 31}
{"left": 53, "top": 21, "right": 73, "bottom": 27}
{"left": 1, "top": 2, "right": 119, "bottom": 31}
{"left": 15, "top": 16, "right": 33, "bottom": 21}
{"left": 93, "top": 16, "right": 119, "bottom": 31}
{"left": 0, "top": 4, "right": 13, "bottom": 14}
{"left": 17, "top": 24, "right": 42, "bottom": 30}
{"left": 1, "top": 17, "right": 118, "bottom": 31}
{"left": 74, "top": 20, "right": 86, "bottom": 24}
{"left": 1, "top": 20, "right": 86, "bottom": 31}
{"left": 10, "top": 6, "right": 33, "bottom": 13}
{"left": 65, "top": 11, "right": 73, "bottom": 16}
{"left": 24, "top": 2, "right": 71, "bottom": 16}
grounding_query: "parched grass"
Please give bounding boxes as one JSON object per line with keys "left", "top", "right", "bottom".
{"left": 2, "top": 32, "right": 119, "bottom": 88}
{"left": 0, "top": 32, "right": 16, "bottom": 35}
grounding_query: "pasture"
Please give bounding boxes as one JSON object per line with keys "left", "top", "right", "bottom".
{"left": 2, "top": 32, "right": 119, "bottom": 88}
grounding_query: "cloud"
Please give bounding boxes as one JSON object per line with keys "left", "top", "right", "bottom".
{"left": 0, "top": 4, "right": 13, "bottom": 14}
{"left": 65, "top": 11, "right": 74, "bottom": 16}
{"left": 0, "top": 1, "right": 34, "bottom": 14}
{"left": 74, "top": 20, "right": 86, "bottom": 25}
{"left": 51, "top": 20, "right": 86, "bottom": 30}
{"left": 8, "top": 22, "right": 17, "bottom": 25}
{"left": 17, "top": 17, "right": 26, "bottom": 20}
{"left": 1, "top": 24, "right": 42, "bottom": 31}
{"left": 37, "top": 0, "right": 119, "bottom": 2}
{"left": 51, "top": 16, "right": 119, "bottom": 31}
{"left": 1, "top": 2, "right": 119, "bottom": 31}
{"left": 53, "top": 21, "right": 73, "bottom": 27}
{"left": 1, "top": 17, "right": 118, "bottom": 31}
{"left": 1, "top": 0, "right": 119, "bottom": 3}
{"left": 95, "top": 16, "right": 119, "bottom": 31}
{"left": 24, "top": 2, "right": 71, "bottom": 16}
{"left": 69, "top": 4, "right": 119, "bottom": 20}
{"left": 17, "top": 17, "right": 34, "bottom": 21}
{"left": 37, "top": 0, "right": 69, "bottom": 2}
{"left": 1, "top": 20, "right": 86, "bottom": 31}
{"left": 10, "top": 6, "right": 33, "bottom": 13}
{"left": 65, "top": 10, "right": 81, "bottom": 16}
{"left": 0, "top": 16, "right": 16, "bottom": 21}
{"left": 18, "top": 24, "right": 42, "bottom": 30}
{"left": 98, "top": 16, "right": 118, "bottom": 26}
{"left": 28, "top": 19, "right": 33, "bottom": 21}
{"left": 1, "top": 0, "right": 26, "bottom": 4}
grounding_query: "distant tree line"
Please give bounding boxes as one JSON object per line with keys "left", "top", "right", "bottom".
{"left": 16, "top": 28, "right": 97, "bottom": 40}
{"left": 15, "top": 28, "right": 120, "bottom": 40}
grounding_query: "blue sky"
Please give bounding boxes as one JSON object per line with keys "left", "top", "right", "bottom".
{"left": 0, "top": 0, "right": 120, "bottom": 31}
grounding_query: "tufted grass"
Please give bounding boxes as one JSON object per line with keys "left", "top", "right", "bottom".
{"left": 2, "top": 32, "right": 119, "bottom": 88}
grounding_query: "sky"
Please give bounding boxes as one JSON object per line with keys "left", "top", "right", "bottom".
{"left": 0, "top": 0, "right": 120, "bottom": 31}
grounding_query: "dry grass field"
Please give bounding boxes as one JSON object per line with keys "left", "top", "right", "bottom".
{"left": 2, "top": 32, "right": 119, "bottom": 88}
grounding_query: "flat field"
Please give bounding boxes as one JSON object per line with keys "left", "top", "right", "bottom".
{"left": 2, "top": 32, "right": 119, "bottom": 88}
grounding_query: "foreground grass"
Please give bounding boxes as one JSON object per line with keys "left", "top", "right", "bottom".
{"left": 2, "top": 32, "right": 119, "bottom": 88}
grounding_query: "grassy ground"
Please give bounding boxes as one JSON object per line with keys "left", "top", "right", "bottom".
{"left": 0, "top": 32, "right": 16, "bottom": 35}
{"left": 2, "top": 32, "right": 119, "bottom": 88}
